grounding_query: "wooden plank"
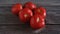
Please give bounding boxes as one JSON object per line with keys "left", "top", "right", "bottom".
{"left": 0, "top": 25, "right": 59, "bottom": 34}
{"left": 0, "top": 0, "right": 60, "bottom": 6}
{"left": 0, "top": 5, "right": 60, "bottom": 24}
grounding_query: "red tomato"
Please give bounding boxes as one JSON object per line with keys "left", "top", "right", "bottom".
{"left": 11, "top": 3, "right": 23, "bottom": 15}
{"left": 19, "top": 8, "right": 33, "bottom": 23}
{"left": 24, "top": 2, "right": 36, "bottom": 10}
{"left": 34, "top": 7, "right": 46, "bottom": 19}
{"left": 30, "top": 14, "right": 45, "bottom": 29}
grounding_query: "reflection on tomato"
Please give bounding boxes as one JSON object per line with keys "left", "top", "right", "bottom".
{"left": 34, "top": 7, "right": 46, "bottom": 19}
{"left": 19, "top": 8, "right": 33, "bottom": 23}
{"left": 30, "top": 14, "right": 45, "bottom": 29}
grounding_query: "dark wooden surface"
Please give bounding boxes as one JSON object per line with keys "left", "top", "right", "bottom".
{"left": 0, "top": 0, "right": 60, "bottom": 34}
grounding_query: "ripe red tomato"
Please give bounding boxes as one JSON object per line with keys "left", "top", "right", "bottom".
{"left": 24, "top": 2, "right": 36, "bottom": 10}
{"left": 30, "top": 14, "right": 45, "bottom": 29}
{"left": 11, "top": 3, "right": 23, "bottom": 15}
{"left": 19, "top": 8, "right": 33, "bottom": 23}
{"left": 34, "top": 7, "right": 46, "bottom": 19}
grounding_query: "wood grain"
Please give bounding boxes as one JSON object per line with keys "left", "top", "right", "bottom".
{"left": 0, "top": 0, "right": 60, "bottom": 34}
{"left": 0, "top": 25, "right": 60, "bottom": 34}
{"left": 0, "top": 5, "right": 60, "bottom": 24}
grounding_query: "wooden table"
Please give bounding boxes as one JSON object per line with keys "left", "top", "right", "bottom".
{"left": 0, "top": 0, "right": 60, "bottom": 34}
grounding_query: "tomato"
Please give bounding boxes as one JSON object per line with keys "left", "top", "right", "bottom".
{"left": 11, "top": 3, "right": 23, "bottom": 15}
{"left": 19, "top": 8, "right": 33, "bottom": 23}
{"left": 34, "top": 7, "right": 46, "bottom": 19}
{"left": 24, "top": 2, "right": 36, "bottom": 10}
{"left": 30, "top": 14, "right": 45, "bottom": 29}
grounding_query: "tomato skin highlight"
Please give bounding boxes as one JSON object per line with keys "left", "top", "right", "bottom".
{"left": 24, "top": 2, "right": 36, "bottom": 10}
{"left": 30, "top": 14, "right": 45, "bottom": 29}
{"left": 11, "top": 3, "right": 23, "bottom": 15}
{"left": 19, "top": 8, "right": 33, "bottom": 23}
{"left": 34, "top": 7, "right": 46, "bottom": 19}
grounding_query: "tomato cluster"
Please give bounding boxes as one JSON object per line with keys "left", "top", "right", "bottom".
{"left": 11, "top": 2, "right": 46, "bottom": 30}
